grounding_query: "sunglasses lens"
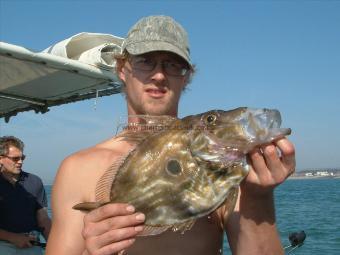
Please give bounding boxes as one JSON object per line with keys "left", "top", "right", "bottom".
{"left": 129, "top": 56, "right": 189, "bottom": 77}
{"left": 4, "top": 155, "right": 26, "bottom": 162}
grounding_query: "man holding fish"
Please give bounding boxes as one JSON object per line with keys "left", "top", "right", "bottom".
{"left": 46, "top": 15, "right": 295, "bottom": 255}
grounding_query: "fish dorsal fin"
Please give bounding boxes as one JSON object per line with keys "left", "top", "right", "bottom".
{"left": 138, "top": 220, "right": 196, "bottom": 236}
{"left": 116, "top": 130, "right": 153, "bottom": 144}
{"left": 95, "top": 153, "right": 131, "bottom": 202}
{"left": 137, "top": 225, "right": 170, "bottom": 236}
{"left": 126, "top": 114, "right": 178, "bottom": 125}
{"left": 171, "top": 220, "right": 196, "bottom": 233}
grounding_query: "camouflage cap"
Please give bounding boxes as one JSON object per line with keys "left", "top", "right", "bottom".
{"left": 122, "top": 15, "right": 191, "bottom": 66}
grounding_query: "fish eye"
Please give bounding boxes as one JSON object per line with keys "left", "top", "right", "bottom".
{"left": 205, "top": 114, "right": 217, "bottom": 125}
{"left": 166, "top": 159, "right": 182, "bottom": 176}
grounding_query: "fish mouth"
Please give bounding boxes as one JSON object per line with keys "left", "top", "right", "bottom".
{"left": 267, "top": 127, "right": 291, "bottom": 141}
{"left": 221, "top": 125, "right": 291, "bottom": 147}
{"left": 242, "top": 108, "right": 291, "bottom": 143}
{"left": 199, "top": 108, "right": 292, "bottom": 154}
{"left": 193, "top": 125, "right": 292, "bottom": 168}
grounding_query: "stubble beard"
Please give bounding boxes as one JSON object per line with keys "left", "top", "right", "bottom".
{"left": 126, "top": 87, "right": 181, "bottom": 116}
{"left": 13, "top": 166, "right": 22, "bottom": 175}
{"left": 142, "top": 96, "right": 179, "bottom": 116}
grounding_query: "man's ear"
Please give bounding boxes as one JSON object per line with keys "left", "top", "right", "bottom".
{"left": 182, "top": 70, "right": 193, "bottom": 89}
{"left": 116, "top": 59, "right": 126, "bottom": 82}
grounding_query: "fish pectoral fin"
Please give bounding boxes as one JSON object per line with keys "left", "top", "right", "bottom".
{"left": 72, "top": 201, "right": 106, "bottom": 211}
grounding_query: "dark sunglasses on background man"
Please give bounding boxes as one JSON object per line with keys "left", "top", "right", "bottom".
{"left": 2, "top": 155, "right": 26, "bottom": 162}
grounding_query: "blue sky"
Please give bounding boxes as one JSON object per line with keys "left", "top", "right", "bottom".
{"left": 0, "top": 0, "right": 339, "bottom": 184}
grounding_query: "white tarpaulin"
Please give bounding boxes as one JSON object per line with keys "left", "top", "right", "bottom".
{"left": 0, "top": 32, "right": 124, "bottom": 122}
{"left": 43, "top": 32, "right": 124, "bottom": 70}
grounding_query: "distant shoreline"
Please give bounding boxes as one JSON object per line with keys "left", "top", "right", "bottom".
{"left": 288, "top": 175, "right": 340, "bottom": 180}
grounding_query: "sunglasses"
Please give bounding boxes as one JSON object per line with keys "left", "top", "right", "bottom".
{"left": 128, "top": 55, "right": 190, "bottom": 77}
{"left": 3, "top": 155, "right": 26, "bottom": 162}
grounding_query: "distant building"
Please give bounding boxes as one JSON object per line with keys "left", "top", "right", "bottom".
{"left": 316, "top": 171, "right": 330, "bottom": 176}
{"left": 295, "top": 168, "right": 340, "bottom": 178}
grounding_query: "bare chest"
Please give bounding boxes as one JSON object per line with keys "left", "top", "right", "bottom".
{"left": 125, "top": 214, "right": 224, "bottom": 255}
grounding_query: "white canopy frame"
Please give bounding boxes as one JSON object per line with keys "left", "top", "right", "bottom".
{"left": 0, "top": 33, "right": 124, "bottom": 122}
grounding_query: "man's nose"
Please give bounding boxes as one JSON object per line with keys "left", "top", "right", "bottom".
{"left": 150, "top": 62, "right": 166, "bottom": 81}
{"left": 16, "top": 158, "right": 24, "bottom": 163}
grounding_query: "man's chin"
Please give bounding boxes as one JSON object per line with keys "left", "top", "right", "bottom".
{"left": 142, "top": 103, "right": 168, "bottom": 115}
{"left": 145, "top": 107, "right": 174, "bottom": 116}
{"left": 14, "top": 168, "right": 22, "bottom": 174}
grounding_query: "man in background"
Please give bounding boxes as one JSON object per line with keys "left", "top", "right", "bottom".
{"left": 0, "top": 136, "right": 51, "bottom": 255}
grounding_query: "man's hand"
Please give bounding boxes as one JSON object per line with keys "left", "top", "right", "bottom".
{"left": 82, "top": 203, "right": 145, "bottom": 255}
{"left": 242, "top": 137, "right": 295, "bottom": 197}
{"left": 9, "top": 233, "right": 36, "bottom": 248}
{"left": 225, "top": 137, "right": 295, "bottom": 255}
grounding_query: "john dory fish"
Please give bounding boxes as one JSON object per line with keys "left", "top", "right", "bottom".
{"left": 73, "top": 107, "right": 291, "bottom": 236}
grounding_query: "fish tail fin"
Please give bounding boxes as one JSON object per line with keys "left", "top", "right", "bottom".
{"left": 72, "top": 202, "right": 106, "bottom": 211}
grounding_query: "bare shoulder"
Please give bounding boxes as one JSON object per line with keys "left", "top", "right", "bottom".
{"left": 46, "top": 137, "right": 133, "bottom": 254}
{"left": 53, "top": 136, "right": 131, "bottom": 202}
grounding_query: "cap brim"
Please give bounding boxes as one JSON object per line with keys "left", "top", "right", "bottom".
{"left": 125, "top": 41, "right": 191, "bottom": 67}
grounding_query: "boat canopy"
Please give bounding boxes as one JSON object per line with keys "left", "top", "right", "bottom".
{"left": 0, "top": 32, "right": 124, "bottom": 122}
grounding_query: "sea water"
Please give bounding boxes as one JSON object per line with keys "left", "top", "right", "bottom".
{"left": 45, "top": 178, "right": 340, "bottom": 254}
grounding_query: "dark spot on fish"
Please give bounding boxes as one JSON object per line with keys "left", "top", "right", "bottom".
{"left": 166, "top": 159, "right": 182, "bottom": 175}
